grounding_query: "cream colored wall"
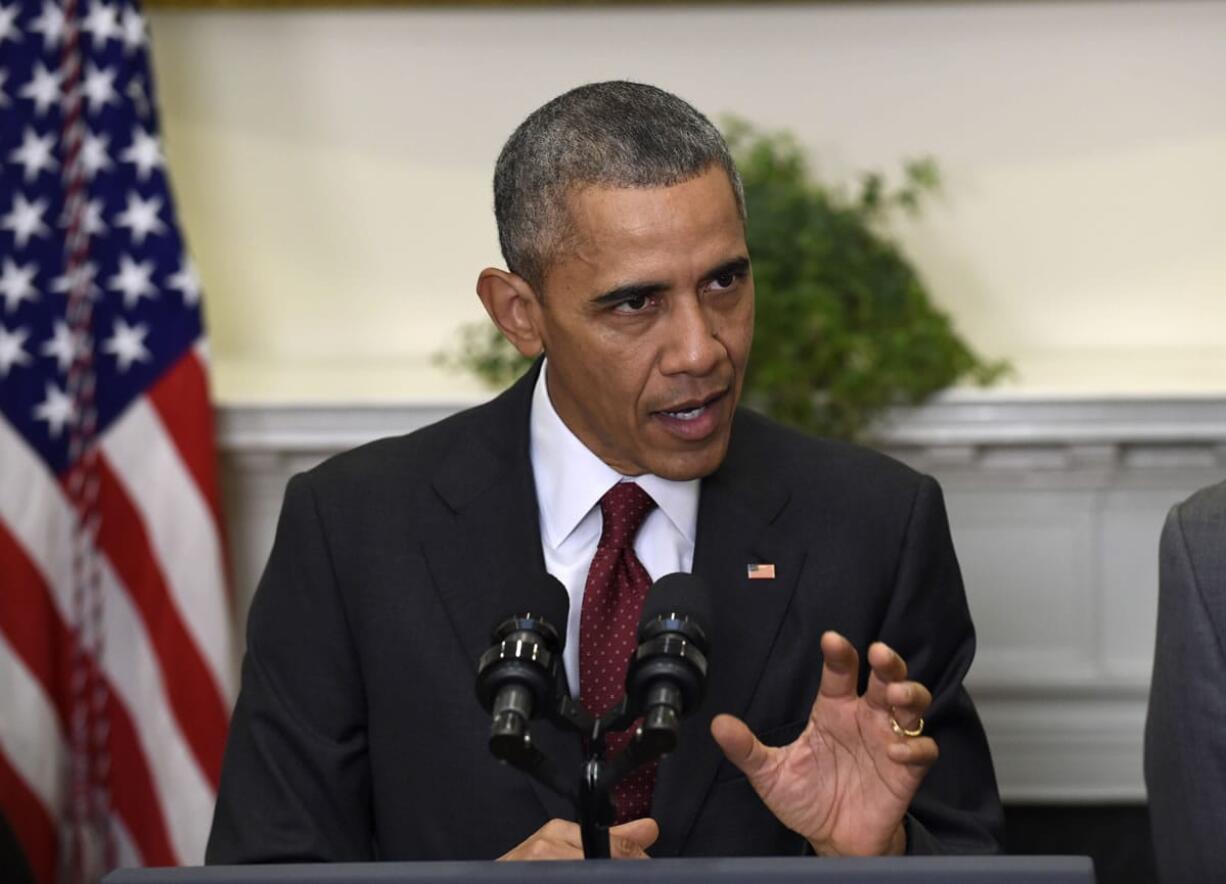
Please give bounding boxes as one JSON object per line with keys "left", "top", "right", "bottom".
{"left": 147, "top": 1, "right": 1226, "bottom": 402}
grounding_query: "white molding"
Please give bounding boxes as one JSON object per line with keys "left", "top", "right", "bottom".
{"left": 214, "top": 394, "right": 1226, "bottom": 803}
{"left": 217, "top": 401, "right": 476, "bottom": 453}
{"left": 874, "top": 393, "right": 1226, "bottom": 448}
{"left": 216, "top": 394, "right": 1226, "bottom": 454}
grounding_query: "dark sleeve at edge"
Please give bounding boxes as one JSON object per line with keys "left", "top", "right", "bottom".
{"left": 206, "top": 473, "right": 372, "bottom": 864}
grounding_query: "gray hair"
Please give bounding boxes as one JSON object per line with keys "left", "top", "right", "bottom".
{"left": 493, "top": 81, "right": 746, "bottom": 292}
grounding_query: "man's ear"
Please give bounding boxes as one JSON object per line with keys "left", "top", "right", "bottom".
{"left": 475, "top": 268, "right": 545, "bottom": 359}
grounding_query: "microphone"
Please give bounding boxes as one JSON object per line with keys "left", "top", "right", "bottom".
{"left": 625, "top": 572, "right": 712, "bottom": 756}
{"left": 475, "top": 576, "right": 569, "bottom": 763}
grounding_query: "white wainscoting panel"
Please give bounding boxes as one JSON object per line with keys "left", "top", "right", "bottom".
{"left": 216, "top": 394, "right": 1226, "bottom": 804}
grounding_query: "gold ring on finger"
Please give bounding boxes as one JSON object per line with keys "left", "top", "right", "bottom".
{"left": 890, "top": 715, "right": 924, "bottom": 738}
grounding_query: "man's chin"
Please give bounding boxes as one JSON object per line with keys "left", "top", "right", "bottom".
{"left": 642, "top": 436, "right": 731, "bottom": 482}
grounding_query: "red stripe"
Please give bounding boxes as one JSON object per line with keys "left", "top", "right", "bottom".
{"left": 102, "top": 672, "right": 175, "bottom": 867}
{"left": 146, "top": 350, "right": 231, "bottom": 584}
{"left": 0, "top": 522, "right": 68, "bottom": 725}
{"left": 0, "top": 750, "right": 55, "bottom": 884}
{"left": 0, "top": 522, "right": 177, "bottom": 869}
{"left": 0, "top": 521, "right": 58, "bottom": 884}
{"left": 90, "top": 457, "right": 228, "bottom": 788}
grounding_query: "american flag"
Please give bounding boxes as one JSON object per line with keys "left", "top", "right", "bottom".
{"left": 0, "top": 1, "right": 233, "bottom": 881}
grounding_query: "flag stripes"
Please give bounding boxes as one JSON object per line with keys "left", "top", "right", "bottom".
{"left": 92, "top": 654, "right": 177, "bottom": 868}
{"left": 0, "top": 521, "right": 70, "bottom": 735}
{"left": 0, "top": 746, "right": 57, "bottom": 884}
{"left": 0, "top": 464, "right": 182, "bottom": 870}
{"left": 94, "top": 560, "right": 215, "bottom": 863}
{"left": 102, "top": 394, "right": 233, "bottom": 703}
{"left": 0, "top": 618, "right": 66, "bottom": 821}
{"left": 92, "top": 455, "right": 228, "bottom": 789}
{"left": 0, "top": 520, "right": 68, "bottom": 884}
{"left": 146, "top": 350, "right": 228, "bottom": 548}
{"left": 1, "top": 381, "right": 224, "bottom": 872}
{"left": 112, "top": 816, "right": 143, "bottom": 872}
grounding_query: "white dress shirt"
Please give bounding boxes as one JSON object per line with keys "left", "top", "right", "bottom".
{"left": 530, "top": 361, "right": 700, "bottom": 697}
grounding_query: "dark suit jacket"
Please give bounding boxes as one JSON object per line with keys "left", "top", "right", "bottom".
{"left": 207, "top": 363, "right": 1003, "bottom": 862}
{"left": 1145, "top": 480, "right": 1226, "bottom": 882}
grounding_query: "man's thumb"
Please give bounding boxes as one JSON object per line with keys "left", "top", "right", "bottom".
{"left": 711, "top": 713, "right": 771, "bottom": 781}
{"left": 610, "top": 817, "right": 660, "bottom": 848}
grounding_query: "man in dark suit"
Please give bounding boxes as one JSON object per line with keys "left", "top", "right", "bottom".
{"left": 207, "top": 81, "right": 1002, "bottom": 862}
{"left": 1145, "top": 480, "right": 1226, "bottom": 881}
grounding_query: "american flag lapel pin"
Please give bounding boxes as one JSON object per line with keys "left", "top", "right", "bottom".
{"left": 747, "top": 563, "right": 776, "bottom": 580}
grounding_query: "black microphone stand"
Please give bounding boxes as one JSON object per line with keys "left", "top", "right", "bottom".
{"left": 490, "top": 675, "right": 675, "bottom": 859}
{"left": 477, "top": 603, "right": 708, "bottom": 859}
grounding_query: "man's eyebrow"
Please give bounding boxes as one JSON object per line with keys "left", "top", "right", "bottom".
{"left": 591, "top": 280, "right": 670, "bottom": 307}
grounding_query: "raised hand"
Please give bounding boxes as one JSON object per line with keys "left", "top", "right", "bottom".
{"left": 710, "top": 631, "right": 937, "bottom": 857}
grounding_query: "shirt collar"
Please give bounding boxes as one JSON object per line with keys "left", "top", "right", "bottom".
{"left": 530, "top": 360, "right": 700, "bottom": 551}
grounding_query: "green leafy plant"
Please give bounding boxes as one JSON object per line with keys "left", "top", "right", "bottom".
{"left": 437, "top": 119, "right": 1007, "bottom": 440}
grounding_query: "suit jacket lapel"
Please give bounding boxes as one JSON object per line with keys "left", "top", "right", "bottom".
{"left": 422, "top": 361, "right": 582, "bottom": 822}
{"left": 651, "top": 413, "right": 807, "bottom": 856}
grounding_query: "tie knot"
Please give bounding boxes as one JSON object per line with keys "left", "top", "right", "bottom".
{"left": 597, "top": 482, "right": 657, "bottom": 552}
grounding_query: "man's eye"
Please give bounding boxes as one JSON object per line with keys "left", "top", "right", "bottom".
{"left": 709, "top": 271, "right": 741, "bottom": 292}
{"left": 614, "top": 295, "right": 651, "bottom": 313}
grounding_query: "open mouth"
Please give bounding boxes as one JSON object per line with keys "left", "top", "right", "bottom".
{"left": 655, "top": 390, "right": 725, "bottom": 421}
{"left": 650, "top": 389, "right": 729, "bottom": 441}
{"left": 660, "top": 403, "right": 708, "bottom": 421}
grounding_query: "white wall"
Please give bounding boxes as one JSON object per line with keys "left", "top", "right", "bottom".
{"left": 146, "top": 1, "right": 1226, "bottom": 402}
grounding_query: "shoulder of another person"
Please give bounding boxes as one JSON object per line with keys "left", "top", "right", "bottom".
{"left": 1174, "top": 479, "right": 1226, "bottom": 536}
{"left": 1168, "top": 480, "right": 1226, "bottom": 601}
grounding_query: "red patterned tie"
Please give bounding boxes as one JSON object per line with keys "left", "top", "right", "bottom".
{"left": 579, "top": 482, "right": 659, "bottom": 823}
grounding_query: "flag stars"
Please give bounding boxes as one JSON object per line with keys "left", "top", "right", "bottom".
{"left": 82, "top": 0, "right": 121, "bottom": 48}
{"left": 82, "top": 198, "right": 107, "bottom": 236}
{"left": 20, "top": 61, "right": 62, "bottom": 117}
{"left": 82, "top": 130, "right": 113, "bottom": 179}
{"left": 29, "top": 1, "right": 66, "bottom": 51}
{"left": 108, "top": 254, "right": 157, "bottom": 308}
{"left": 2, "top": 192, "right": 51, "bottom": 248}
{"left": 114, "top": 191, "right": 166, "bottom": 244}
{"left": 60, "top": 198, "right": 108, "bottom": 238}
{"left": 82, "top": 62, "right": 119, "bottom": 114}
{"left": 33, "top": 381, "right": 75, "bottom": 438}
{"left": 42, "top": 320, "right": 85, "bottom": 372}
{"left": 0, "top": 69, "right": 10, "bottom": 108}
{"left": 0, "top": 324, "right": 32, "bottom": 377}
{"left": 167, "top": 258, "right": 201, "bottom": 305}
{"left": 0, "top": 3, "right": 20, "bottom": 45}
{"left": 121, "top": 127, "right": 163, "bottom": 180}
{"left": 121, "top": 6, "right": 145, "bottom": 53}
{"left": 102, "top": 317, "right": 151, "bottom": 372}
{"left": 0, "top": 259, "right": 39, "bottom": 313}
{"left": 9, "top": 127, "right": 59, "bottom": 182}
{"left": 126, "top": 76, "right": 150, "bottom": 120}
{"left": 52, "top": 261, "right": 101, "bottom": 301}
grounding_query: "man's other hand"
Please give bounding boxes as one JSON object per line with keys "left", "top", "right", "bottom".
{"left": 497, "top": 818, "right": 659, "bottom": 860}
{"left": 711, "top": 631, "right": 937, "bottom": 857}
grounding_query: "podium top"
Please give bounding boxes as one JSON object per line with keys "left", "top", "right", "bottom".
{"left": 104, "top": 856, "right": 1094, "bottom": 884}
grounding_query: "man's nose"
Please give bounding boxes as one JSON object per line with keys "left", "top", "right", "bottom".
{"left": 659, "top": 296, "right": 725, "bottom": 377}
